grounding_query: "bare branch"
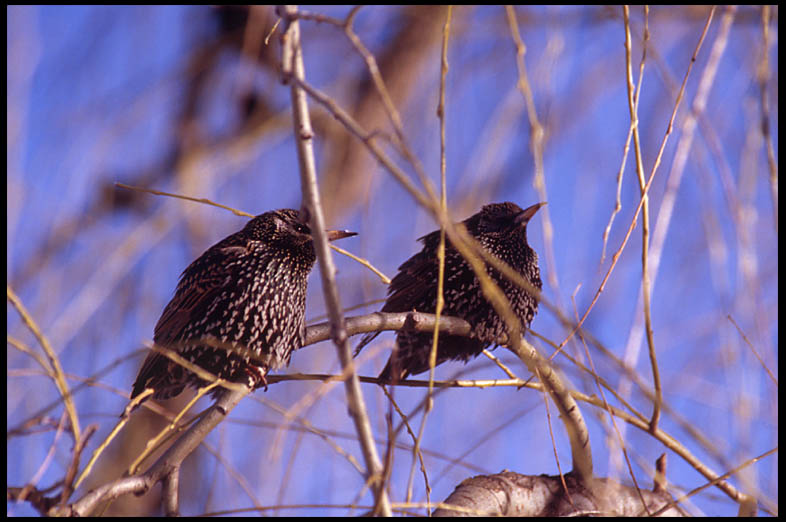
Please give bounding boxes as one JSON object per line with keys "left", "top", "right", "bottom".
{"left": 278, "top": 4, "right": 391, "bottom": 516}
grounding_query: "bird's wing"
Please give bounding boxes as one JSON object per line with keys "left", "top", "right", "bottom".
{"left": 153, "top": 243, "right": 250, "bottom": 345}
{"left": 385, "top": 227, "right": 461, "bottom": 312}
{"left": 382, "top": 249, "right": 438, "bottom": 313}
{"left": 132, "top": 242, "right": 253, "bottom": 401}
{"left": 353, "top": 253, "right": 435, "bottom": 357}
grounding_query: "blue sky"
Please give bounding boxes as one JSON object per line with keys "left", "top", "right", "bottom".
{"left": 7, "top": 5, "right": 778, "bottom": 516}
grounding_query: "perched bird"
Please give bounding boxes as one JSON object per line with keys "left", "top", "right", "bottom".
{"left": 130, "top": 209, "right": 356, "bottom": 405}
{"left": 356, "top": 202, "right": 544, "bottom": 382}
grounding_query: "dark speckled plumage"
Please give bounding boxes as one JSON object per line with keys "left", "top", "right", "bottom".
{"left": 356, "top": 202, "right": 544, "bottom": 382}
{"left": 131, "top": 208, "right": 355, "bottom": 404}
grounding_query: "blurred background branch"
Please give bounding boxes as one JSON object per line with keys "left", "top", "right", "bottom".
{"left": 7, "top": 5, "right": 777, "bottom": 517}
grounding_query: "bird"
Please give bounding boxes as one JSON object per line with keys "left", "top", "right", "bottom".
{"left": 355, "top": 201, "right": 544, "bottom": 382}
{"left": 130, "top": 208, "right": 356, "bottom": 405}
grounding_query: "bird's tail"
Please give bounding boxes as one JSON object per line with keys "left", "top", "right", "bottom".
{"left": 353, "top": 331, "right": 381, "bottom": 357}
{"left": 130, "top": 351, "right": 186, "bottom": 404}
{"left": 377, "top": 352, "right": 409, "bottom": 384}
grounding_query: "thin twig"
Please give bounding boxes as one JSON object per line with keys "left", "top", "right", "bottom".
{"left": 727, "top": 315, "right": 777, "bottom": 386}
{"left": 7, "top": 285, "right": 81, "bottom": 443}
{"left": 329, "top": 244, "right": 390, "bottom": 284}
{"left": 114, "top": 183, "right": 254, "bottom": 217}
{"left": 572, "top": 271, "right": 648, "bottom": 513}
{"left": 648, "top": 447, "right": 776, "bottom": 517}
{"left": 622, "top": 4, "right": 660, "bottom": 433}
{"left": 758, "top": 5, "right": 778, "bottom": 233}
{"left": 407, "top": 7, "right": 452, "bottom": 509}
{"left": 115, "top": 183, "right": 390, "bottom": 283}
{"left": 290, "top": 6, "right": 443, "bottom": 213}
{"left": 284, "top": 58, "right": 594, "bottom": 482}
{"left": 505, "top": 6, "right": 559, "bottom": 296}
{"left": 558, "top": 6, "right": 716, "bottom": 354}
{"left": 51, "top": 389, "right": 250, "bottom": 516}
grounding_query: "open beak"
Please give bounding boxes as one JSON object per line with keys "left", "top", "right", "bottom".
{"left": 326, "top": 229, "right": 357, "bottom": 241}
{"left": 514, "top": 202, "right": 547, "bottom": 225}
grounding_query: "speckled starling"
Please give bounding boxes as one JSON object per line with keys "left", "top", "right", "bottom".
{"left": 356, "top": 202, "right": 544, "bottom": 382}
{"left": 130, "top": 208, "right": 356, "bottom": 404}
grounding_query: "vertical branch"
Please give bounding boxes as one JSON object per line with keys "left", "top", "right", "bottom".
{"left": 602, "top": 7, "right": 647, "bottom": 265}
{"left": 505, "top": 5, "right": 559, "bottom": 295}
{"left": 285, "top": 67, "right": 594, "bottom": 482}
{"left": 622, "top": 5, "right": 661, "bottom": 431}
{"left": 430, "top": 6, "right": 452, "bottom": 392}
{"left": 281, "top": 52, "right": 596, "bottom": 482}
{"left": 278, "top": 5, "right": 391, "bottom": 516}
{"left": 506, "top": 5, "right": 592, "bottom": 481}
{"left": 643, "top": 5, "right": 736, "bottom": 430}
{"left": 558, "top": 6, "right": 715, "bottom": 352}
{"left": 758, "top": 5, "right": 777, "bottom": 233}
{"left": 406, "top": 5, "right": 453, "bottom": 509}
{"left": 444, "top": 224, "right": 594, "bottom": 482}
{"left": 612, "top": 4, "right": 652, "bottom": 496}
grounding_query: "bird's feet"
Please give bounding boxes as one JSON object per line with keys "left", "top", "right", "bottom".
{"left": 245, "top": 364, "right": 268, "bottom": 391}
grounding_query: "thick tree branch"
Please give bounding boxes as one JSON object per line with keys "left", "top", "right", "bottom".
{"left": 305, "top": 310, "right": 591, "bottom": 481}
{"left": 433, "top": 471, "right": 683, "bottom": 517}
{"left": 305, "top": 311, "right": 474, "bottom": 347}
{"left": 49, "top": 389, "right": 250, "bottom": 516}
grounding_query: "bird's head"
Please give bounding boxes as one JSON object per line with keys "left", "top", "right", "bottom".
{"left": 246, "top": 208, "right": 356, "bottom": 248}
{"left": 473, "top": 201, "right": 546, "bottom": 237}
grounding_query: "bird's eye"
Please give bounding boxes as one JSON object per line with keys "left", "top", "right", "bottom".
{"left": 481, "top": 216, "right": 505, "bottom": 232}
{"left": 295, "top": 223, "right": 310, "bottom": 235}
